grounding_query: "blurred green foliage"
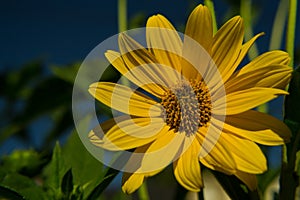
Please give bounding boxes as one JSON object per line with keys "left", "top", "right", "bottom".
{"left": 0, "top": 61, "right": 74, "bottom": 151}
{"left": 0, "top": 61, "right": 122, "bottom": 199}
{"left": 0, "top": 132, "right": 117, "bottom": 199}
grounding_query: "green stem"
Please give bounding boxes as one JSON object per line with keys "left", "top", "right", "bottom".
{"left": 286, "top": 0, "right": 297, "bottom": 67}
{"left": 198, "top": 190, "right": 204, "bottom": 200}
{"left": 118, "top": 0, "right": 127, "bottom": 33}
{"left": 240, "top": 0, "right": 259, "bottom": 61}
{"left": 279, "top": 1, "right": 298, "bottom": 198}
{"left": 204, "top": 0, "right": 218, "bottom": 34}
{"left": 137, "top": 182, "right": 150, "bottom": 200}
{"left": 118, "top": 0, "right": 130, "bottom": 87}
{"left": 269, "top": 0, "right": 288, "bottom": 50}
{"left": 279, "top": 129, "right": 300, "bottom": 200}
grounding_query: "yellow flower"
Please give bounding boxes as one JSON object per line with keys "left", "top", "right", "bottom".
{"left": 88, "top": 4, "right": 292, "bottom": 193}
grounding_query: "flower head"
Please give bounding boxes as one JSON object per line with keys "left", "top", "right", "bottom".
{"left": 88, "top": 4, "right": 292, "bottom": 193}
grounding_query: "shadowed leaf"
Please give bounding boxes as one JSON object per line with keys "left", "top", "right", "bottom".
{"left": 212, "top": 170, "right": 259, "bottom": 200}
{"left": 61, "top": 168, "right": 74, "bottom": 198}
{"left": 87, "top": 168, "right": 119, "bottom": 200}
{"left": 0, "top": 186, "right": 25, "bottom": 200}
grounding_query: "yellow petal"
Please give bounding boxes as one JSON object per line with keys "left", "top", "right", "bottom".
{"left": 223, "top": 123, "right": 288, "bottom": 146}
{"left": 225, "top": 64, "right": 292, "bottom": 93}
{"left": 209, "top": 33, "right": 264, "bottom": 95}
{"left": 89, "top": 117, "right": 169, "bottom": 151}
{"left": 197, "top": 126, "right": 237, "bottom": 174}
{"left": 214, "top": 87, "right": 288, "bottom": 115}
{"left": 105, "top": 50, "right": 166, "bottom": 97}
{"left": 206, "top": 33, "right": 263, "bottom": 94}
{"left": 211, "top": 16, "right": 244, "bottom": 83}
{"left": 122, "top": 143, "right": 166, "bottom": 176}
{"left": 238, "top": 50, "right": 290, "bottom": 75}
{"left": 146, "top": 15, "right": 182, "bottom": 72}
{"left": 235, "top": 171, "right": 257, "bottom": 191}
{"left": 184, "top": 4, "right": 213, "bottom": 51}
{"left": 122, "top": 173, "right": 144, "bottom": 194}
{"left": 182, "top": 8, "right": 220, "bottom": 85}
{"left": 224, "top": 110, "right": 291, "bottom": 145}
{"left": 89, "top": 82, "right": 162, "bottom": 117}
{"left": 227, "top": 32, "right": 264, "bottom": 77}
{"left": 181, "top": 27, "right": 213, "bottom": 81}
{"left": 139, "top": 130, "right": 186, "bottom": 173}
{"left": 221, "top": 133, "right": 267, "bottom": 173}
{"left": 180, "top": 36, "right": 212, "bottom": 81}
{"left": 173, "top": 138, "right": 203, "bottom": 192}
{"left": 105, "top": 50, "right": 126, "bottom": 74}
{"left": 118, "top": 33, "right": 179, "bottom": 87}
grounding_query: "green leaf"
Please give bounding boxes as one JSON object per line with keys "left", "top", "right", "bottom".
{"left": 51, "top": 63, "right": 80, "bottom": 84}
{"left": 44, "top": 142, "right": 68, "bottom": 195}
{"left": 51, "top": 62, "right": 120, "bottom": 85}
{"left": 87, "top": 168, "right": 119, "bottom": 200}
{"left": 71, "top": 185, "right": 84, "bottom": 200}
{"left": 1, "top": 173, "right": 37, "bottom": 191}
{"left": 0, "top": 173, "right": 46, "bottom": 200}
{"left": 42, "top": 108, "right": 73, "bottom": 149}
{"left": 61, "top": 169, "right": 74, "bottom": 198}
{"left": 1, "top": 149, "right": 47, "bottom": 176}
{"left": 1, "top": 60, "right": 43, "bottom": 100}
{"left": 86, "top": 152, "right": 130, "bottom": 200}
{"left": 22, "top": 77, "right": 72, "bottom": 118}
{"left": 62, "top": 132, "right": 105, "bottom": 198}
{"left": 0, "top": 185, "right": 25, "bottom": 200}
{"left": 111, "top": 190, "right": 132, "bottom": 200}
{"left": 128, "top": 12, "right": 146, "bottom": 29}
{"left": 257, "top": 168, "right": 280, "bottom": 194}
{"left": 0, "top": 77, "right": 73, "bottom": 145}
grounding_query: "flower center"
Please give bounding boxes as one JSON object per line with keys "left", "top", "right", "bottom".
{"left": 160, "top": 80, "right": 212, "bottom": 136}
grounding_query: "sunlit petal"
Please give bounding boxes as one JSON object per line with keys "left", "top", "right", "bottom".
{"left": 174, "top": 137, "right": 203, "bottom": 191}
{"left": 119, "top": 33, "right": 180, "bottom": 88}
{"left": 211, "top": 16, "right": 244, "bottom": 83}
{"left": 185, "top": 4, "right": 213, "bottom": 51}
{"left": 198, "top": 126, "right": 237, "bottom": 174}
{"left": 214, "top": 87, "right": 288, "bottom": 115}
{"left": 146, "top": 15, "right": 182, "bottom": 72}
{"left": 105, "top": 50, "right": 166, "bottom": 97}
{"left": 122, "top": 173, "right": 144, "bottom": 194}
{"left": 226, "top": 64, "right": 292, "bottom": 92}
{"left": 89, "top": 117, "right": 168, "bottom": 151}
{"left": 238, "top": 50, "right": 290, "bottom": 75}
{"left": 221, "top": 133, "right": 267, "bottom": 173}
{"left": 89, "top": 82, "right": 162, "bottom": 117}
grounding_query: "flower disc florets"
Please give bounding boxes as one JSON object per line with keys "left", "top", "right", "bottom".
{"left": 160, "top": 80, "right": 212, "bottom": 135}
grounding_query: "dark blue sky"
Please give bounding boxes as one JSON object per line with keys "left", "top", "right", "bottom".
{"left": 0, "top": 0, "right": 188, "bottom": 68}
{"left": 0, "top": 0, "right": 299, "bottom": 69}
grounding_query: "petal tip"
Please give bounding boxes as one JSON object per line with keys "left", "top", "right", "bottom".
{"left": 88, "top": 129, "right": 105, "bottom": 146}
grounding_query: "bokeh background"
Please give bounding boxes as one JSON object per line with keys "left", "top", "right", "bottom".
{"left": 0, "top": 0, "right": 299, "bottom": 199}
